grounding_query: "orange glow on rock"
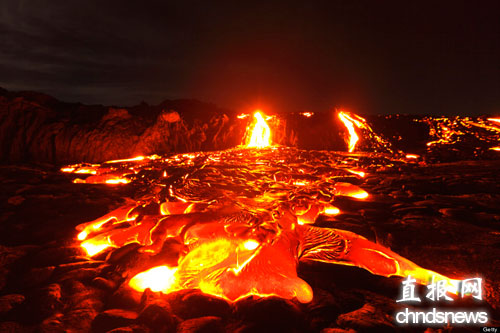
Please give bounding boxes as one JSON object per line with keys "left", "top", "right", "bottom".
{"left": 245, "top": 111, "right": 272, "bottom": 148}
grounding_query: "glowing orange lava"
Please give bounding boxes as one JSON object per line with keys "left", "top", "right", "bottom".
{"left": 81, "top": 237, "right": 113, "bottom": 256}
{"left": 127, "top": 234, "right": 313, "bottom": 303}
{"left": 338, "top": 111, "right": 372, "bottom": 153}
{"left": 63, "top": 114, "right": 462, "bottom": 304}
{"left": 67, "top": 148, "right": 460, "bottom": 304}
{"left": 105, "top": 156, "right": 146, "bottom": 163}
{"left": 245, "top": 111, "right": 272, "bottom": 148}
{"left": 337, "top": 111, "right": 396, "bottom": 154}
{"left": 422, "top": 116, "right": 500, "bottom": 150}
{"left": 338, "top": 111, "right": 359, "bottom": 152}
{"left": 333, "top": 182, "right": 369, "bottom": 199}
{"left": 346, "top": 168, "right": 366, "bottom": 178}
{"left": 129, "top": 265, "right": 178, "bottom": 293}
{"left": 237, "top": 113, "right": 250, "bottom": 119}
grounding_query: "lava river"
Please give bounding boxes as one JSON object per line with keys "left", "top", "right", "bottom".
{"left": 62, "top": 145, "right": 458, "bottom": 303}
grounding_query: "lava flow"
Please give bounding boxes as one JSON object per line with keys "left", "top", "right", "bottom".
{"left": 338, "top": 111, "right": 360, "bottom": 152}
{"left": 62, "top": 110, "right": 458, "bottom": 303}
{"left": 338, "top": 110, "right": 394, "bottom": 153}
{"left": 244, "top": 111, "right": 272, "bottom": 148}
{"left": 421, "top": 116, "right": 500, "bottom": 154}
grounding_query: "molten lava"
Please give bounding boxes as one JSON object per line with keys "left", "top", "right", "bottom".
{"left": 337, "top": 111, "right": 396, "bottom": 154}
{"left": 63, "top": 144, "right": 458, "bottom": 304}
{"left": 338, "top": 111, "right": 360, "bottom": 152}
{"left": 61, "top": 111, "right": 465, "bottom": 304}
{"left": 422, "top": 116, "right": 500, "bottom": 152}
{"left": 245, "top": 111, "right": 272, "bottom": 148}
{"left": 129, "top": 265, "right": 178, "bottom": 293}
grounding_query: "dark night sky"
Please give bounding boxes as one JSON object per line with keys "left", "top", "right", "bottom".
{"left": 0, "top": 1, "right": 499, "bottom": 115}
